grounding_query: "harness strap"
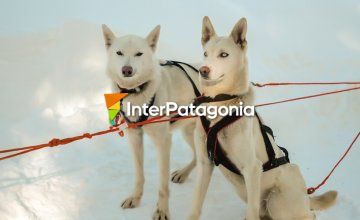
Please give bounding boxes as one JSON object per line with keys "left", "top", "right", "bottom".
{"left": 160, "top": 60, "right": 201, "bottom": 97}
{"left": 201, "top": 110, "right": 290, "bottom": 175}
{"left": 200, "top": 112, "right": 243, "bottom": 175}
{"left": 262, "top": 124, "right": 274, "bottom": 139}
{"left": 194, "top": 94, "right": 239, "bottom": 106}
{"left": 262, "top": 156, "right": 289, "bottom": 172}
{"left": 255, "top": 112, "right": 290, "bottom": 171}
{"left": 169, "top": 60, "right": 199, "bottom": 73}
{"left": 255, "top": 112, "right": 276, "bottom": 163}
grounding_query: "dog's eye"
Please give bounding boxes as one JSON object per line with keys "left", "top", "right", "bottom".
{"left": 219, "top": 52, "right": 229, "bottom": 58}
{"left": 116, "top": 51, "right": 123, "bottom": 56}
{"left": 135, "top": 52, "right": 143, "bottom": 57}
{"left": 204, "top": 52, "right": 208, "bottom": 57}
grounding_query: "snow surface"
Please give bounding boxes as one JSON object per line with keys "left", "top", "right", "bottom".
{"left": 0, "top": 1, "right": 359, "bottom": 219}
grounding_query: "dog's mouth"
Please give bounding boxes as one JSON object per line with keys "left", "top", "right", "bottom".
{"left": 117, "top": 81, "right": 149, "bottom": 94}
{"left": 201, "top": 74, "right": 225, "bottom": 86}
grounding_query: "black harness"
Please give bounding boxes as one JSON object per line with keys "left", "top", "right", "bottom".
{"left": 117, "top": 81, "right": 148, "bottom": 94}
{"left": 119, "top": 60, "right": 200, "bottom": 126}
{"left": 195, "top": 95, "right": 290, "bottom": 175}
{"left": 119, "top": 60, "right": 289, "bottom": 174}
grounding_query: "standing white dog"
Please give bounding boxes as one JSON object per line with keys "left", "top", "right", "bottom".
{"left": 102, "top": 24, "right": 200, "bottom": 220}
{"left": 188, "top": 17, "right": 337, "bottom": 220}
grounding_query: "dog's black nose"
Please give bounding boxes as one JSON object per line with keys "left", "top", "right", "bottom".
{"left": 122, "top": 66, "right": 133, "bottom": 77}
{"left": 199, "top": 66, "right": 210, "bottom": 78}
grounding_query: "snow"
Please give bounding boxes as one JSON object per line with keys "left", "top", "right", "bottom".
{"left": 0, "top": 1, "right": 359, "bottom": 219}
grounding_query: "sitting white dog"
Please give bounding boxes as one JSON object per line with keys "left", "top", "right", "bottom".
{"left": 188, "top": 17, "right": 337, "bottom": 220}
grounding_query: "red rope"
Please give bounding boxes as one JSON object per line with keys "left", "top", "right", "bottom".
{"left": 0, "top": 112, "right": 183, "bottom": 160}
{"left": 0, "top": 128, "right": 119, "bottom": 161}
{"left": 253, "top": 81, "right": 360, "bottom": 87}
{"left": 256, "top": 86, "right": 360, "bottom": 107}
{"left": 307, "top": 132, "right": 359, "bottom": 194}
{"left": 1, "top": 86, "right": 359, "bottom": 160}
{"left": 1, "top": 83, "right": 359, "bottom": 194}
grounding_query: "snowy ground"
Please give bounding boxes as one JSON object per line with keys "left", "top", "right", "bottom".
{"left": 0, "top": 1, "right": 359, "bottom": 219}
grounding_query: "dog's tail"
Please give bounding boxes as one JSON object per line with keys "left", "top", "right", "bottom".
{"left": 310, "top": 190, "right": 338, "bottom": 211}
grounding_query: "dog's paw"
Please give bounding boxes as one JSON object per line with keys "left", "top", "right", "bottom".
{"left": 153, "top": 208, "right": 170, "bottom": 220}
{"left": 121, "top": 196, "right": 141, "bottom": 209}
{"left": 171, "top": 169, "right": 190, "bottom": 184}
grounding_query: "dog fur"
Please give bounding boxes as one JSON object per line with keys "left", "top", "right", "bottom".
{"left": 102, "top": 24, "right": 200, "bottom": 220}
{"left": 188, "top": 17, "right": 337, "bottom": 220}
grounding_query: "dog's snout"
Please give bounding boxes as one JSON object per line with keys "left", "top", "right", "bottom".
{"left": 199, "top": 66, "right": 210, "bottom": 78}
{"left": 122, "top": 66, "right": 133, "bottom": 77}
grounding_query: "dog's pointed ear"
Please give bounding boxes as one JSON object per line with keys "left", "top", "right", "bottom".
{"left": 146, "top": 25, "right": 161, "bottom": 52}
{"left": 202, "top": 16, "right": 216, "bottom": 46}
{"left": 230, "top": 18, "right": 247, "bottom": 48}
{"left": 102, "top": 24, "right": 116, "bottom": 49}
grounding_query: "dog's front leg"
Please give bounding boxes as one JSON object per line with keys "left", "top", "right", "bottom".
{"left": 121, "top": 128, "right": 144, "bottom": 209}
{"left": 171, "top": 123, "right": 197, "bottom": 183}
{"left": 188, "top": 158, "right": 213, "bottom": 220}
{"left": 188, "top": 127, "right": 214, "bottom": 220}
{"left": 147, "top": 125, "right": 172, "bottom": 220}
{"left": 232, "top": 119, "right": 262, "bottom": 220}
{"left": 237, "top": 134, "right": 262, "bottom": 220}
{"left": 242, "top": 159, "right": 262, "bottom": 220}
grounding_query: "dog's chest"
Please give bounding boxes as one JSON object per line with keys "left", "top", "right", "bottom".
{"left": 218, "top": 126, "right": 243, "bottom": 148}
{"left": 209, "top": 117, "right": 249, "bottom": 153}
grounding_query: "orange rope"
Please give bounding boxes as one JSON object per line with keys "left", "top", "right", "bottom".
{"left": 307, "top": 132, "right": 359, "bottom": 194}
{"left": 253, "top": 81, "right": 360, "bottom": 87}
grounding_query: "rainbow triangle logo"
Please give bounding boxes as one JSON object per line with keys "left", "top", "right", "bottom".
{"left": 104, "top": 93, "right": 128, "bottom": 125}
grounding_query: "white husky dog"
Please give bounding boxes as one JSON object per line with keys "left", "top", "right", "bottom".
{"left": 102, "top": 24, "right": 200, "bottom": 219}
{"left": 188, "top": 17, "right": 337, "bottom": 220}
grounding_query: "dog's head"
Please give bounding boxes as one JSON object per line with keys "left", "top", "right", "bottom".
{"left": 102, "top": 24, "right": 161, "bottom": 89}
{"left": 199, "top": 16, "right": 249, "bottom": 96}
